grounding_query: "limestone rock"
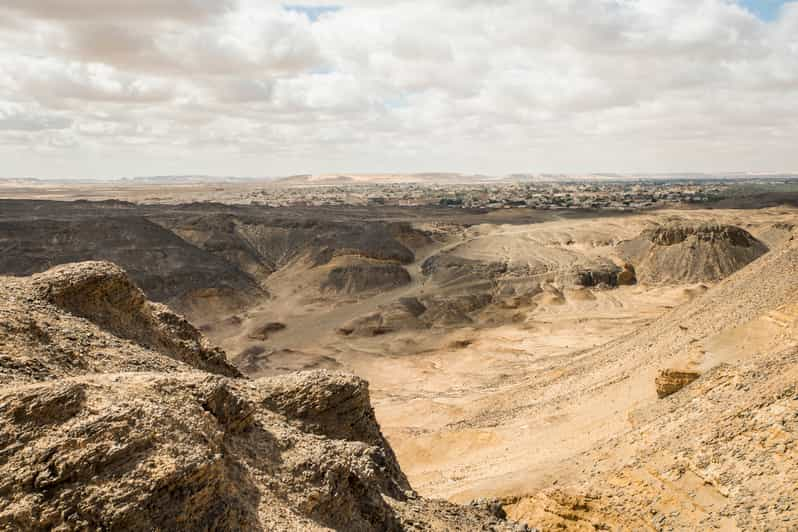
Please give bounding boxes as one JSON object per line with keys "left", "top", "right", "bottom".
{"left": 259, "top": 371, "right": 397, "bottom": 448}
{"left": 620, "top": 223, "right": 768, "bottom": 284}
{"left": 616, "top": 263, "right": 637, "bottom": 285}
{"left": 199, "top": 378, "right": 256, "bottom": 433}
{"left": 655, "top": 369, "right": 701, "bottom": 398}
{"left": 31, "top": 261, "right": 241, "bottom": 378}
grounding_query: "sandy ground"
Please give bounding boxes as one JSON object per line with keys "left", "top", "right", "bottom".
{"left": 3, "top": 183, "right": 797, "bottom": 528}
{"left": 0, "top": 180, "right": 277, "bottom": 204}
{"left": 195, "top": 207, "right": 798, "bottom": 504}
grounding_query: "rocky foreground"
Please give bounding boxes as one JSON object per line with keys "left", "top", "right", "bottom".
{"left": 0, "top": 262, "right": 528, "bottom": 531}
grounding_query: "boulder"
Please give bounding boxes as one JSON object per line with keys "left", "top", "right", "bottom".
{"left": 655, "top": 369, "right": 701, "bottom": 398}
{"left": 616, "top": 263, "right": 637, "bottom": 286}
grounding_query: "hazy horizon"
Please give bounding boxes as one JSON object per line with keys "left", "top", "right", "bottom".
{"left": 4, "top": 171, "right": 798, "bottom": 183}
{"left": 1, "top": 0, "right": 797, "bottom": 178}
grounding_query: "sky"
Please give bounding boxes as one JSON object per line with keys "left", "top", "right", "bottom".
{"left": 0, "top": 0, "right": 796, "bottom": 179}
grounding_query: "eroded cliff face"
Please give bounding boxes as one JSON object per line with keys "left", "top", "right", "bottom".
{"left": 0, "top": 262, "right": 528, "bottom": 531}
{"left": 620, "top": 223, "right": 768, "bottom": 284}
{"left": 0, "top": 214, "right": 265, "bottom": 315}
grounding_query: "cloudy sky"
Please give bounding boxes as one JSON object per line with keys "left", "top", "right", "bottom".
{"left": 0, "top": 0, "right": 796, "bottom": 178}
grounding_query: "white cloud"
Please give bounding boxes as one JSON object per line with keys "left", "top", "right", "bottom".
{"left": 0, "top": 0, "right": 797, "bottom": 177}
{"left": 0, "top": 103, "right": 72, "bottom": 131}
{"left": 0, "top": 0, "right": 236, "bottom": 22}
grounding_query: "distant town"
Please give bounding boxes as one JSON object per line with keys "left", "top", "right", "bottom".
{"left": 245, "top": 178, "right": 796, "bottom": 210}
{"left": 2, "top": 174, "right": 797, "bottom": 209}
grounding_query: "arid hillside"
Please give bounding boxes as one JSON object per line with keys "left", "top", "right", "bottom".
{"left": 0, "top": 262, "right": 528, "bottom": 531}
{"left": 619, "top": 223, "right": 768, "bottom": 283}
{"left": 503, "top": 228, "right": 798, "bottom": 529}
{"left": 1, "top": 197, "right": 797, "bottom": 530}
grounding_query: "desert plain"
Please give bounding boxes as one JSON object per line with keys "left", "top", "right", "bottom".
{"left": 1, "top": 177, "right": 797, "bottom": 530}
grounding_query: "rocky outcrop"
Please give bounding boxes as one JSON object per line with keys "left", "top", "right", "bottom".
{"left": 422, "top": 254, "right": 507, "bottom": 289}
{"left": 620, "top": 223, "right": 768, "bottom": 284}
{"left": 648, "top": 224, "right": 759, "bottom": 247}
{"left": 0, "top": 214, "right": 264, "bottom": 313}
{"left": 655, "top": 369, "right": 701, "bottom": 398}
{"left": 31, "top": 261, "right": 241, "bottom": 377}
{"left": 258, "top": 371, "right": 412, "bottom": 500}
{"left": 421, "top": 294, "right": 494, "bottom": 325}
{"left": 552, "top": 259, "right": 637, "bottom": 289}
{"left": 0, "top": 265, "right": 237, "bottom": 385}
{"left": 0, "top": 261, "right": 527, "bottom": 531}
{"left": 323, "top": 262, "right": 411, "bottom": 294}
{"left": 1, "top": 372, "right": 420, "bottom": 531}
{"left": 616, "top": 263, "right": 637, "bottom": 285}
{"left": 576, "top": 268, "right": 619, "bottom": 287}
{"left": 339, "top": 298, "right": 429, "bottom": 337}
{"left": 247, "top": 322, "right": 287, "bottom": 341}
{"left": 259, "top": 371, "right": 396, "bottom": 448}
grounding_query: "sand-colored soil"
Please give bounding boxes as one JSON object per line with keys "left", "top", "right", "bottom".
{"left": 200, "top": 207, "right": 798, "bottom": 516}
{"left": 4, "top": 189, "right": 795, "bottom": 528}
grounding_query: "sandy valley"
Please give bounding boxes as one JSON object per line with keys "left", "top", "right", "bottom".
{"left": 2, "top": 182, "right": 796, "bottom": 529}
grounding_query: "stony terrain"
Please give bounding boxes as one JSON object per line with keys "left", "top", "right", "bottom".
{"left": 0, "top": 200, "right": 431, "bottom": 318}
{"left": 501, "top": 226, "right": 798, "bottom": 529}
{"left": 0, "top": 261, "right": 529, "bottom": 531}
{"left": 2, "top": 195, "right": 798, "bottom": 530}
{"left": 503, "top": 343, "right": 798, "bottom": 530}
{"left": 0, "top": 207, "right": 264, "bottom": 315}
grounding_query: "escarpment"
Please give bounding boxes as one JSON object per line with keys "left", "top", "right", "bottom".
{"left": 0, "top": 215, "right": 265, "bottom": 314}
{"left": 0, "top": 261, "right": 528, "bottom": 531}
{"left": 620, "top": 223, "right": 768, "bottom": 284}
{"left": 323, "top": 262, "right": 412, "bottom": 294}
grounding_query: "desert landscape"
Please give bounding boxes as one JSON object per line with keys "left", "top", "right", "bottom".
{"left": 3, "top": 0, "right": 798, "bottom": 529}
{"left": 1, "top": 176, "right": 797, "bottom": 530}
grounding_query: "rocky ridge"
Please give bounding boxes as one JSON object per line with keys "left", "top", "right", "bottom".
{"left": 0, "top": 215, "right": 264, "bottom": 314}
{"left": 0, "top": 261, "right": 528, "bottom": 531}
{"left": 620, "top": 222, "right": 768, "bottom": 284}
{"left": 504, "top": 230, "right": 798, "bottom": 529}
